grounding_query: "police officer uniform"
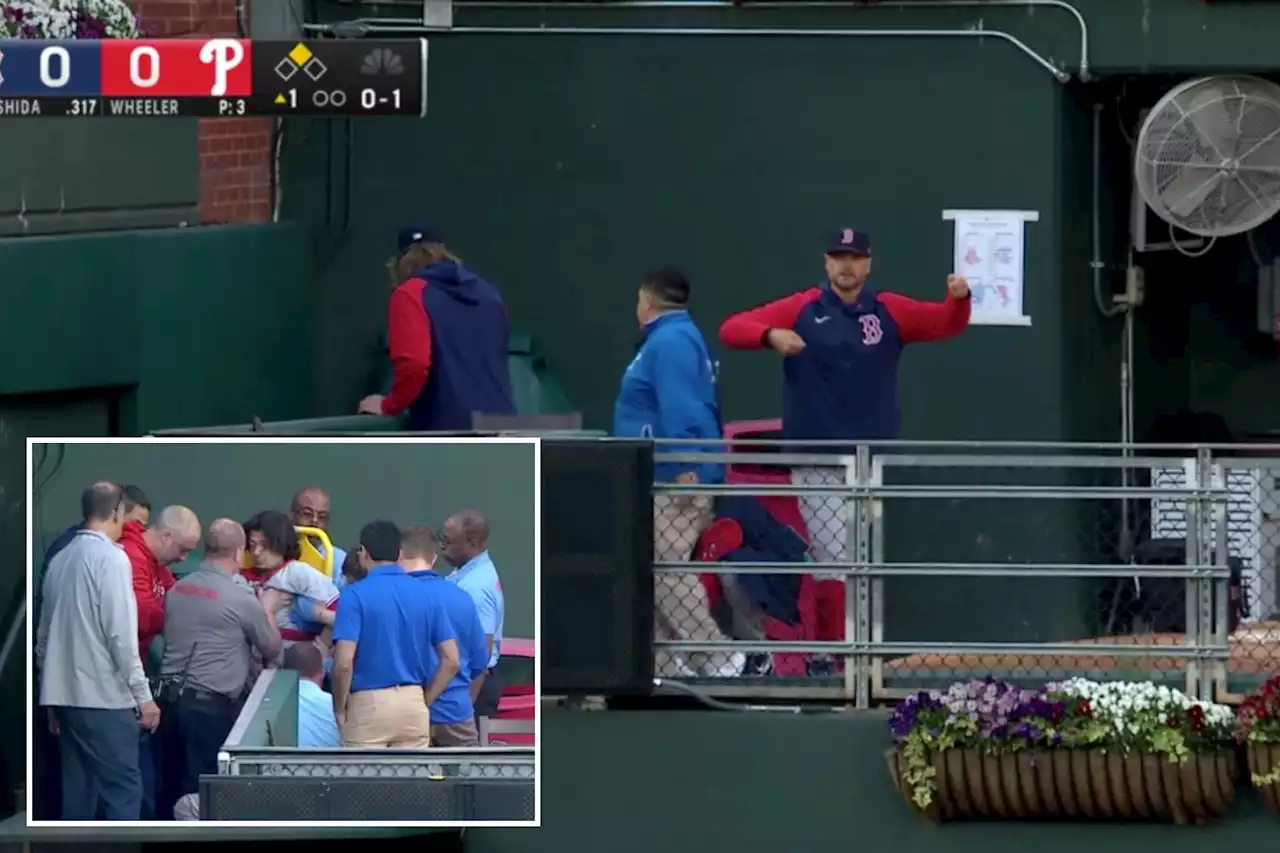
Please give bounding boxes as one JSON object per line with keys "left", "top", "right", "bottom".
{"left": 154, "top": 565, "right": 276, "bottom": 819}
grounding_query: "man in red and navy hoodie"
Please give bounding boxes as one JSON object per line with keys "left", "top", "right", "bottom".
{"left": 358, "top": 223, "right": 516, "bottom": 429}
{"left": 719, "top": 228, "right": 970, "bottom": 663}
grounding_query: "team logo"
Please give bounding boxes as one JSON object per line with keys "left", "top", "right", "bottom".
{"left": 841, "top": 228, "right": 855, "bottom": 245}
{"left": 859, "top": 314, "right": 883, "bottom": 346}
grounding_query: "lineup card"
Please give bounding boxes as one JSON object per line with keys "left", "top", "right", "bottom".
{"left": 0, "top": 39, "right": 427, "bottom": 118}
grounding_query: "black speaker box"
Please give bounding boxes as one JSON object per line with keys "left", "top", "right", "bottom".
{"left": 540, "top": 438, "right": 655, "bottom": 695}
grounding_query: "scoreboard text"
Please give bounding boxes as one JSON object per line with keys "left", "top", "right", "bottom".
{"left": 0, "top": 39, "right": 427, "bottom": 118}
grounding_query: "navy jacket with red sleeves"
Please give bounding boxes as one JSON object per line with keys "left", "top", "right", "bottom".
{"left": 380, "top": 260, "right": 516, "bottom": 430}
{"left": 719, "top": 283, "right": 970, "bottom": 445}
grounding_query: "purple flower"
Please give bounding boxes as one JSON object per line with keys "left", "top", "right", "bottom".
{"left": 1013, "top": 722, "right": 1044, "bottom": 742}
{"left": 891, "top": 676, "right": 1083, "bottom": 750}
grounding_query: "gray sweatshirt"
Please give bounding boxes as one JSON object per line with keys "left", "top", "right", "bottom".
{"left": 36, "top": 529, "right": 151, "bottom": 709}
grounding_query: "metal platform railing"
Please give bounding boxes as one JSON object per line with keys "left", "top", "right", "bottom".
{"left": 207, "top": 668, "right": 535, "bottom": 821}
{"left": 650, "top": 440, "right": 1279, "bottom": 706}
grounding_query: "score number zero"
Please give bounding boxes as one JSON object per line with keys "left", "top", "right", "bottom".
{"left": 280, "top": 88, "right": 403, "bottom": 110}
{"left": 36, "top": 43, "right": 249, "bottom": 115}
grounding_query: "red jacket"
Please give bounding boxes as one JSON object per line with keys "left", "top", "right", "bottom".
{"left": 119, "top": 521, "right": 176, "bottom": 654}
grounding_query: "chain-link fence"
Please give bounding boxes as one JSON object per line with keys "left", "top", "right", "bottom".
{"left": 208, "top": 668, "right": 537, "bottom": 820}
{"left": 223, "top": 749, "right": 535, "bottom": 779}
{"left": 652, "top": 440, "right": 1280, "bottom": 705}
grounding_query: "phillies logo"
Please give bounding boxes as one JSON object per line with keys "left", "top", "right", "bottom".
{"left": 859, "top": 314, "right": 882, "bottom": 346}
{"left": 198, "top": 38, "right": 246, "bottom": 96}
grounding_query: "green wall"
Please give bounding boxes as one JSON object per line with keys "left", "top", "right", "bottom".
{"left": 29, "top": 441, "right": 537, "bottom": 636}
{"left": 278, "top": 0, "right": 1280, "bottom": 651}
{"left": 286, "top": 3, "right": 1102, "bottom": 646}
{"left": 288, "top": 27, "right": 1079, "bottom": 438}
{"left": 0, "top": 123, "right": 197, "bottom": 237}
{"left": 288, "top": 0, "right": 1280, "bottom": 439}
{"left": 467, "top": 709, "right": 1278, "bottom": 853}
{"left": 0, "top": 223, "right": 316, "bottom": 429}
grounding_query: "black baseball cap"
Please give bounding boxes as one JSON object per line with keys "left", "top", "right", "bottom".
{"left": 825, "top": 228, "right": 871, "bottom": 256}
{"left": 396, "top": 222, "right": 442, "bottom": 253}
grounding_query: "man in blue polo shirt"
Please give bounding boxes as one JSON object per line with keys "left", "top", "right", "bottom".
{"left": 331, "top": 520, "right": 460, "bottom": 747}
{"left": 401, "top": 524, "right": 488, "bottom": 746}
{"left": 439, "top": 510, "right": 505, "bottom": 721}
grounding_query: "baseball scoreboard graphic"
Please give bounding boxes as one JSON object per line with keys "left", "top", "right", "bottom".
{"left": 0, "top": 39, "right": 427, "bottom": 118}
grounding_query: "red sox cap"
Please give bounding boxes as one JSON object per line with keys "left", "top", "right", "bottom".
{"left": 826, "top": 228, "right": 871, "bottom": 256}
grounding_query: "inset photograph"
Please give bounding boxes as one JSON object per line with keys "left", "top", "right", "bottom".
{"left": 26, "top": 437, "right": 538, "bottom": 827}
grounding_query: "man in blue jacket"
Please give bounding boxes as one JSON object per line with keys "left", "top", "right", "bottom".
{"left": 612, "top": 267, "right": 743, "bottom": 679}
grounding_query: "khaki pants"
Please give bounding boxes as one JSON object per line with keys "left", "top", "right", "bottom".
{"left": 653, "top": 494, "right": 734, "bottom": 677}
{"left": 431, "top": 718, "right": 480, "bottom": 747}
{"left": 343, "top": 685, "right": 431, "bottom": 747}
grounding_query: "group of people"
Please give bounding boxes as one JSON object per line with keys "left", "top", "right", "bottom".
{"left": 360, "top": 222, "right": 971, "bottom": 679}
{"left": 624, "top": 229, "right": 972, "bottom": 677}
{"left": 34, "top": 482, "right": 506, "bottom": 822}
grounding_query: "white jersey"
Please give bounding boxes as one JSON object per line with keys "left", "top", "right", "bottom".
{"left": 261, "top": 560, "right": 339, "bottom": 642}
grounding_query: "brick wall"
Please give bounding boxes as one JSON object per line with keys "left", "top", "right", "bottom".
{"left": 130, "top": 0, "right": 274, "bottom": 223}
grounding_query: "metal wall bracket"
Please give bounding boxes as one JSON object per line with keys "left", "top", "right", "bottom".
{"left": 424, "top": 0, "right": 454, "bottom": 30}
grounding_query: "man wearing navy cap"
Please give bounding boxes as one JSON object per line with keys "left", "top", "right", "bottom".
{"left": 718, "top": 229, "right": 970, "bottom": 627}
{"left": 357, "top": 224, "right": 516, "bottom": 429}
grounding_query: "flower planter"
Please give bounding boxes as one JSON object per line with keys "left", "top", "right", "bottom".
{"left": 1237, "top": 675, "right": 1280, "bottom": 814}
{"left": 1247, "top": 742, "right": 1280, "bottom": 813}
{"left": 886, "top": 746, "right": 1237, "bottom": 824}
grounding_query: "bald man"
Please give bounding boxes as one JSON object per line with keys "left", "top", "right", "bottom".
{"left": 286, "top": 487, "right": 349, "bottom": 644}
{"left": 439, "top": 510, "right": 506, "bottom": 721}
{"left": 117, "top": 504, "right": 199, "bottom": 819}
{"left": 156, "top": 518, "right": 281, "bottom": 820}
{"left": 120, "top": 505, "right": 201, "bottom": 668}
{"left": 288, "top": 486, "right": 348, "bottom": 587}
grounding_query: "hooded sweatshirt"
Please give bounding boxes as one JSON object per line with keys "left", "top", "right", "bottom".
{"left": 381, "top": 260, "right": 516, "bottom": 430}
{"left": 119, "top": 520, "right": 176, "bottom": 656}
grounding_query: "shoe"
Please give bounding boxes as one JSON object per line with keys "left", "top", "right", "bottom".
{"left": 744, "top": 653, "right": 773, "bottom": 676}
{"left": 806, "top": 655, "right": 838, "bottom": 678}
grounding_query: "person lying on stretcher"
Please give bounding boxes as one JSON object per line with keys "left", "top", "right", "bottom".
{"left": 242, "top": 510, "right": 339, "bottom": 658}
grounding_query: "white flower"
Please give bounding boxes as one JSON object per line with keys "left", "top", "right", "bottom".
{"left": 3, "top": 0, "right": 137, "bottom": 39}
{"left": 1048, "top": 679, "right": 1234, "bottom": 737}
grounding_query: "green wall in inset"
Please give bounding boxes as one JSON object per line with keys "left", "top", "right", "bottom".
{"left": 30, "top": 441, "right": 537, "bottom": 638}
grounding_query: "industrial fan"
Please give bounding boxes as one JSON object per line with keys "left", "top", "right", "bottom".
{"left": 1135, "top": 75, "right": 1280, "bottom": 238}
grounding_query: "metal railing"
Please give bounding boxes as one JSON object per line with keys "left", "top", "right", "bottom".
{"left": 207, "top": 670, "right": 535, "bottom": 821}
{"left": 650, "top": 440, "right": 1280, "bottom": 706}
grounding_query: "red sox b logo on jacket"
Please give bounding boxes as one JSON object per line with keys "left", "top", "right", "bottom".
{"left": 859, "top": 314, "right": 883, "bottom": 346}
